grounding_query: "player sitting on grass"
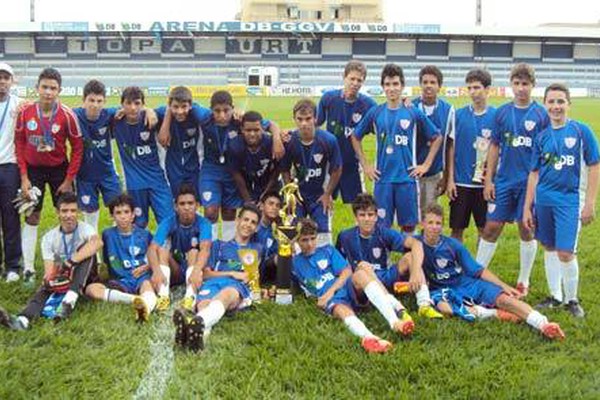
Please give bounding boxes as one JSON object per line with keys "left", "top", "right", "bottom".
{"left": 293, "top": 219, "right": 414, "bottom": 354}
{"left": 336, "top": 193, "right": 443, "bottom": 320}
{"left": 172, "top": 204, "right": 263, "bottom": 352}
{"left": 85, "top": 194, "right": 158, "bottom": 322}
{"left": 416, "top": 203, "right": 565, "bottom": 340}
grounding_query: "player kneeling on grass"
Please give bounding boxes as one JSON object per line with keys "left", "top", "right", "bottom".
{"left": 417, "top": 203, "right": 564, "bottom": 340}
{"left": 293, "top": 219, "right": 413, "bottom": 354}
{"left": 172, "top": 204, "right": 263, "bottom": 352}
{"left": 85, "top": 194, "right": 158, "bottom": 322}
{"left": 0, "top": 192, "right": 102, "bottom": 329}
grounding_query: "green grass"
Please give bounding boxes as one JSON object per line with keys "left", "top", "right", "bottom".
{"left": 2, "top": 96, "right": 600, "bottom": 399}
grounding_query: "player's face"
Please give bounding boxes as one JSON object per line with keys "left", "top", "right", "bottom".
{"left": 382, "top": 76, "right": 403, "bottom": 103}
{"left": 58, "top": 202, "right": 79, "bottom": 233}
{"left": 0, "top": 71, "right": 13, "bottom": 97}
{"left": 83, "top": 93, "right": 106, "bottom": 120}
{"left": 355, "top": 208, "right": 378, "bottom": 235}
{"left": 298, "top": 234, "right": 317, "bottom": 255}
{"left": 260, "top": 196, "right": 281, "bottom": 220}
{"left": 421, "top": 213, "right": 443, "bottom": 244}
{"left": 37, "top": 78, "right": 60, "bottom": 106}
{"left": 170, "top": 100, "right": 191, "bottom": 122}
{"left": 212, "top": 103, "right": 234, "bottom": 126}
{"left": 544, "top": 90, "right": 570, "bottom": 125}
{"left": 343, "top": 70, "right": 364, "bottom": 99}
{"left": 294, "top": 111, "right": 315, "bottom": 139}
{"left": 111, "top": 204, "right": 135, "bottom": 231}
{"left": 420, "top": 74, "right": 440, "bottom": 101}
{"left": 122, "top": 98, "right": 144, "bottom": 118}
{"left": 242, "top": 121, "right": 263, "bottom": 147}
{"left": 467, "top": 81, "right": 488, "bottom": 105}
{"left": 236, "top": 210, "right": 260, "bottom": 239}
{"left": 511, "top": 78, "right": 533, "bottom": 104}
{"left": 175, "top": 194, "right": 197, "bottom": 225}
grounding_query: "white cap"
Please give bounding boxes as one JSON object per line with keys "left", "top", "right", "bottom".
{"left": 0, "top": 62, "right": 14, "bottom": 76}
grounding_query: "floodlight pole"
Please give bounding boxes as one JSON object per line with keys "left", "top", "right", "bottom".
{"left": 476, "top": 0, "right": 482, "bottom": 26}
{"left": 30, "top": 0, "right": 35, "bottom": 22}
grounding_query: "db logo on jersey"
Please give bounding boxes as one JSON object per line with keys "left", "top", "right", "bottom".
{"left": 554, "top": 155, "right": 575, "bottom": 170}
{"left": 306, "top": 168, "right": 322, "bottom": 179}
{"left": 395, "top": 135, "right": 409, "bottom": 146}
{"left": 511, "top": 136, "right": 532, "bottom": 147}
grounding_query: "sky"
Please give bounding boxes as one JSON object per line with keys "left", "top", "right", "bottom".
{"left": 1, "top": 0, "right": 599, "bottom": 27}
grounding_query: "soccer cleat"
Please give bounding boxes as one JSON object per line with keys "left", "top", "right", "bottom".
{"left": 393, "top": 281, "right": 410, "bottom": 295}
{"left": 541, "top": 322, "right": 566, "bottom": 340}
{"left": 361, "top": 336, "right": 393, "bottom": 353}
{"left": 187, "top": 315, "right": 206, "bottom": 353}
{"left": 6, "top": 271, "right": 20, "bottom": 283}
{"left": 496, "top": 309, "right": 521, "bottom": 323}
{"left": 393, "top": 309, "right": 415, "bottom": 336}
{"left": 173, "top": 308, "right": 190, "bottom": 347}
{"left": 53, "top": 302, "right": 73, "bottom": 323}
{"left": 535, "top": 297, "right": 562, "bottom": 310}
{"left": 515, "top": 282, "right": 529, "bottom": 298}
{"left": 180, "top": 296, "right": 195, "bottom": 312}
{"left": 0, "top": 307, "right": 27, "bottom": 331}
{"left": 565, "top": 300, "right": 585, "bottom": 318}
{"left": 418, "top": 305, "right": 444, "bottom": 319}
{"left": 156, "top": 295, "right": 170, "bottom": 312}
{"left": 23, "top": 269, "right": 35, "bottom": 285}
{"left": 133, "top": 296, "right": 150, "bottom": 323}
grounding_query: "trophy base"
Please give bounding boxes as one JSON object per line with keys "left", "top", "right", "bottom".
{"left": 275, "top": 290, "right": 293, "bottom": 305}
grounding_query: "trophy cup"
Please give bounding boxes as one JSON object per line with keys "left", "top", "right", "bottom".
{"left": 238, "top": 248, "right": 261, "bottom": 302}
{"left": 472, "top": 136, "right": 490, "bottom": 184}
{"left": 272, "top": 181, "right": 302, "bottom": 305}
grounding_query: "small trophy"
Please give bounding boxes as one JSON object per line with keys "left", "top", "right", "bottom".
{"left": 472, "top": 136, "right": 490, "bottom": 184}
{"left": 272, "top": 180, "right": 302, "bottom": 305}
{"left": 238, "top": 248, "right": 261, "bottom": 302}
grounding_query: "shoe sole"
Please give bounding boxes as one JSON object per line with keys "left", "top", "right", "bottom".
{"left": 187, "top": 316, "right": 205, "bottom": 353}
{"left": 133, "top": 298, "right": 149, "bottom": 323}
{"left": 172, "top": 309, "right": 188, "bottom": 347}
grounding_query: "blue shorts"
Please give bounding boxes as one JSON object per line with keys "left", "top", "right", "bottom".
{"left": 196, "top": 276, "right": 251, "bottom": 309}
{"left": 170, "top": 257, "right": 190, "bottom": 287}
{"left": 129, "top": 185, "right": 174, "bottom": 228}
{"left": 199, "top": 173, "right": 243, "bottom": 209}
{"left": 535, "top": 204, "right": 580, "bottom": 253}
{"left": 487, "top": 184, "right": 527, "bottom": 223}
{"left": 76, "top": 175, "right": 121, "bottom": 213}
{"left": 374, "top": 181, "right": 419, "bottom": 228}
{"left": 432, "top": 276, "right": 503, "bottom": 307}
{"left": 167, "top": 172, "right": 199, "bottom": 199}
{"left": 325, "top": 279, "right": 360, "bottom": 314}
{"left": 297, "top": 200, "right": 331, "bottom": 233}
{"left": 333, "top": 161, "right": 364, "bottom": 204}
{"left": 374, "top": 266, "right": 405, "bottom": 291}
{"left": 106, "top": 274, "right": 151, "bottom": 294}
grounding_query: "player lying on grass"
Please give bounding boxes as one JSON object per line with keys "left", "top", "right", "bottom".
{"left": 172, "top": 204, "right": 263, "bottom": 352}
{"left": 292, "top": 219, "right": 414, "bottom": 354}
{"left": 84, "top": 194, "right": 158, "bottom": 322}
{"left": 416, "top": 203, "right": 565, "bottom": 340}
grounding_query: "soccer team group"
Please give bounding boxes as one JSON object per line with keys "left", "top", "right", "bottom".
{"left": 0, "top": 58, "right": 597, "bottom": 353}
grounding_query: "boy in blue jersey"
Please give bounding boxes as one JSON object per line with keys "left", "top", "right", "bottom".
{"left": 85, "top": 194, "right": 158, "bottom": 322}
{"left": 148, "top": 184, "right": 212, "bottom": 312}
{"left": 413, "top": 65, "right": 455, "bottom": 218}
{"left": 418, "top": 203, "right": 565, "bottom": 340}
{"left": 336, "top": 193, "right": 443, "bottom": 319}
{"left": 352, "top": 63, "right": 442, "bottom": 232}
{"left": 228, "top": 111, "right": 280, "bottom": 203}
{"left": 255, "top": 191, "right": 281, "bottom": 288}
{"left": 281, "top": 99, "right": 342, "bottom": 246}
{"left": 477, "top": 64, "right": 550, "bottom": 296}
{"left": 172, "top": 204, "right": 263, "bottom": 352}
{"left": 293, "top": 219, "right": 413, "bottom": 354}
{"left": 446, "top": 69, "right": 494, "bottom": 242}
{"left": 113, "top": 86, "right": 174, "bottom": 228}
{"left": 316, "top": 60, "right": 377, "bottom": 204}
{"left": 523, "top": 84, "right": 599, "bottom": 318}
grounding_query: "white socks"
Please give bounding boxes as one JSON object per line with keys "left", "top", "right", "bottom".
{"left": 158, "top": 265, "right": 171, "bottom": 297}
{"left": 518, "top": 240, "right": 538, "bottom": 286}
{"left": 364, "top": 281, "right": 399, "bottom": 328}
{"left": 104, "top": 288, "right": 135, "bottom": 304}
{"left": 473, "top": 305, "right": 497, "bottom": 320}
{"left": 415, "top": 284, "right": 432, "bottom": 307}
{"left": 476, "top": 238, "right": 497, "bottom": 268}
{"left": 197, "top": 300, "right": 226, "bottom": 329}
{"left": 544, "top": 251, "right": 563, "bottom": 302}
{"left": 63, "top": 290, "right": 79, "bottom": 306}
{"left": 343, "top": 315, "right": 374, "bottom": 339}
{"left": 526, "top": 310, "right": 549, "bottom": 331}
{"left": 22, "top": 223, "right": 38, "bottom": 272}
{"left": 185, "top": 267, "right": 196, "bottom": 298}
{"left": 561, "top": 258, "right": 579, "bottom": 302}
{"left": 83, "top": 210, "right": 100, "bottom": 232}
{"left": 141, "top": 291, "right": 158, "bottom": 312}
{"left": 387, "top": 294, "right": 403, "bottom": 312}
{"left": 222, "top": 221, "right": 236, "bottom": 242}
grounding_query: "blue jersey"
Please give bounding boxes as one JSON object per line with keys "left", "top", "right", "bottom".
{"left": 354, "top": 104, "right": 440, "bottom": 184}
{"left": 336, "top": 226, "right": 407, "bottom": 271}
{"left": 254, "top": 220, "right": 277, "bottom": 260}
{"left": 451, "top": 105, "right": 497, "bottom": 187}
{"left": 207, "top": 239, "right": 264, "bottom": 273}
{"left": 292, "top": 245, "right": 349, "bottom": 298}
{"left": 153, "top": 213, "right": 212, "bottom": 264}
{"left": 74, "top": 107, "right": 118, "bottom": 182}
{"left": 531, "top": 120, "right": 600, "bottom": 207}
{"left": 113, "top": 114, "right": 165, "bottom": 190}
{"left": 227, "top": 134, "right": 277, "bottom": 202}
{"left": 415, "top": 234, "right": 483, "bottom": 288}
{"left": 317, "top": 89, "right": 377, "bottom": 164}
{"left": 492, "top": 101, "right": 549, "bottom": 188}
{"left": 102, "top": 226, "right": 152, "bottom": 280}
{"left": 412, "top": 97, "right": 455, "bottom": 177}
{"left": 281, "top": 129, "right": 342, "bottom": 203}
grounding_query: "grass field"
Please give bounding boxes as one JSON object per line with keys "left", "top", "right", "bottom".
{"left": 2, "top": 96, "right": 600, "bottom": 399}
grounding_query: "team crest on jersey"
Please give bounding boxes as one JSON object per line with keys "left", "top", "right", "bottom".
{"left": 524, "top": 120, "right": 536, "bottom": 131}
{"left": 400, "top": 119, "right": 411, "bottom": 130}
{"left": 266, "top": 238, "right": 274, "bottom": 249}
{"left": 134, "top": 207, "right": 142, "bottom": 217}
{"left": 27, "top": 119, "right": 38, "bottom": 131}
{"left": 377, "top": 208, "right": 386, "bottom": 219}
{"left": 372, "top": 247, "right": 382, "bottom": 259}
{"left": 317, "top": 259, "right": 328, "bottom": 270}
{"left": 98, "top": 127, "right": 107, "bottom": 136}
{"left": 140, "top": 131, "right": 150, "bottom": 141}
{"left": 199, "top": 289, "right": 211, "bottom": 296}
{"left": 481, "top": 129, "right": 492, "bottom": 139}
{"left": 228, "top": 130, "right": 238, "bottom": 139}
{"left": 352, "top": 113, "right": 362, "bottom": 123}
{"left": 487, "top": 203, "right": 496, "bottom": 214}
{"left": 81, "top": 195, "right": 90, "bottom": 205}
{"left": 51, "top": 123, "right": 60, "bottom": 134}
{"left": 436, "top": 258, "right": 449, "bottom": 269}
{"left": 187, "top": 128, "right": 196, "bottom": 137}
{"left": 202, "top": 191, "right": 212, "bottom": 202}
{"left": 564, "top": 137, "right": 577, "bottom": 149}
{"left": 313, "top": 153, "right": 323, "bottom": 164}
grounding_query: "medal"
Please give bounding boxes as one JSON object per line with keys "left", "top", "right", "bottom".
{"left": 386, "top": 146, "right": 393, "bottom": 154}
{"left": 219, "top": 155, "right": 225, "bottom": 164}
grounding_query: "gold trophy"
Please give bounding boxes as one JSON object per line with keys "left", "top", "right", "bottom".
{"left": 272, "top": 180, "right": 302, "bottom": 305}
{"left": 472, "top": 136, "right": 490, "bottom": 184}
{"left": 238, "top": 248, "right": 261, "bottom": 303}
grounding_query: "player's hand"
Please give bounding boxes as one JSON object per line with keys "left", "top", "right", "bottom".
{"left": 114, "top": 108, "right": 125, "bottom": 120}
{"left": 151, "top": 270, "right": 166, "bottom": 288}
{"left": 446, "top": 180, "right": 458, "bottom": 201}
{"left": 56, "top": 180, "right": 73, "bottom": 195}
{"left": 410, "top": 164, "right": 430, "bottom": 178}
{"left": 233, "top": 109, "right": 244, "bottom": 122}
{"left": 231, "top": 271, "right": 249, "bottom": 283}
{"left": 581, "top": 202, "right": 596, "bottom": 225}
{"left": 43, "top": 265, "right": 59, "bottom": 284}
{"left": 144, "top": 108, "right": 158, "bottom": 129}
{"left": 436, "top": 176, "right": 447, "bottom": 197}
{"left": 402, "top": 97, "right": 413, "bottom": 107}
{"left": 409, "top": 271, "right": 426, "bottom": 293}
{"left": 132, "top": 265, "right": 149, "bottom": 278}
{"left": 503, "top": 286, "right": 522, "bottom": 298}
{"left": 187, "top": 266, "right": 204, "bottom": 289}
{"left": 157, "top": 128, "right": 171, "bottom": 147}
{"left": 17, "top": 100, "right": 33, "bottom": 114}
{"left": 20, "top": 176, "right": 32, "bottom": 200}
{"left": 272, "top": 135, "right": 285, "bottom": 161}
{"left": 522, "top": 208, "right": 535, "bottom": 231}
{"left": 357, "top": 261, "right": 375, "bottom": 272}
{"left": 483, "top": 182, "right": 495, "bottom": 201}
{"left": 317, "top": 292, "right": 333, "bottom": 309}
{"left": 280, "top": 130, "right": 291, "bottom": 143}
{"left": 364, "top": 165, "right": 381, "bottom": 181}
{"left": 317, "top": 193, "right": 334, "bottom": 213}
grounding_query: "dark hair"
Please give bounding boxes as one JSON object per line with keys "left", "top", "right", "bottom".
{"left": 238, "top": 203, "right": 261, "bottom": 220}
{"left": 423, "top": 203, "right": 444, "bottom": 219}
{"left": 121, "top": 86, "right": 145, "bottom": 104}
{"left": 510, "top": 63, "right": 536, "bottom": 85}
{"left": 260, "top": 190, "right": 282, "bottom": 204}
{"left": 299, "top": 218, "right": 318, "bottom": 237}
{"left": 175, "top": 183, "right": 198, "bottom": 202}
{"left": 344, "top": 59, "right": 367, "bottom": 79}
{"left": 419, "top": 65, "right": 443, "bottom": 86}
{"left": 241, "top": 111, "right": 263, "bottom": 126}
{"left": 83, "top": 79, "right": 106, "bottom": 99}
{"left": 380, "top": 63, "right": 405, "bottom": 86}
{"left": 107, "top": 193, "right": 135, "bottom": 214}
{"left": 544, "top": 83, "right": 571, "bottom": 103}
{"left": 465, "top": 69, "right": 492, "bottom": 88}
{"left": 56, "top": 192, "right": 78, "bottom": 209}
{"left": 210, "top": 90, "right": 233, "bottom": 109}
{"left": 168, "top": 86, "right": 192, "bottom": 105}
{"left": 37, "top": 67, "right": 62, "bottom": 87}
{"left": 351, "top": 193, "right": 378, "bottom": 215}
{"left": 293, "top": 98, "right": 316, "bottom": 117}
